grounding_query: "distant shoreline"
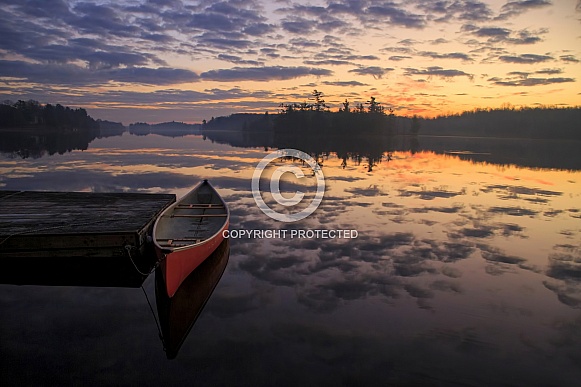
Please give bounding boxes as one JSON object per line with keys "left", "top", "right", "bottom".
{"left": 0, "top": 126, "right": 80, "bottom": 133}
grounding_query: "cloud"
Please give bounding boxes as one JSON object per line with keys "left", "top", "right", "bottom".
{"left": 491, "top": 76, "right": 575, "bottom": 87}
{"left": 217, "top": 54, "right": 263, "bottom": 66}
{"left": 560, "top": 55, "right": 580, "bottom": 63}
{"left": 348, "top": 66, "right": 394, "bottom": 79}
{"left": 404, "top": 66, "right": 474, "bottom": 80}
{"left": 534, "top": 68, "right": 563, "bottom": 75}
{"left": 277, "top": 5, "right": 354, "bottom": 34}
{"left": 196, "top": 34, "right": 254, "bottom": 49}
{"left": 0, "top": 85, "right": 279, "bottom": 114}
{"left": 411, "top": 205, "right": 464, "bottom": 214}
{"left": 543, "top": 281, "right": 581, "bottom": 308}
{"left": 415, "top": 0, "right": 494, "bottom": 22}
{"left": 199, "top": 66, "right": 333, "bottom": 81}
{"left": 506, "top": 29, "right": 547, "bottom": 44}
{"left": 304, "top": 60, "right": 353, "bottom": 66}
{"left": 0, "top": 60, "right": 199, "bottom": 86}
{"left": 483, "top": 185, "right": 563, "bottom": 197}
{"left": 398, "top": 187, "right": 465, "bottom": 199}
{"left": 498, "top": 54, "right": 553, "bottom": 63}
{"left": 281, "top": 17, "right": 316, "bottom": 34}
{"left": 389, "top": 55, "right": 412, "bottom": 61}
{"left": 496, "top": 0, "right": 553, "bottom": 20}
{"left": 417, "top": 51, "right": 473, "bottom": 61}
{"left": 322, "top": 81, "right": 368, "bottom": 87}
{"left": 108, "top": 67, "right": 200, "bottom": 85}
{"left": 289, "top": 38, "right": 319, "bottom": 48}
{"left": 384, "top": 46, "right": 473, "bottom": 61}
{"left": 463, "top": 25, "right": 547, "bottom": 44}
{"left": 22, "top": 41, "right": 163, "bottom": 70}
{"left": 70, "top": 2, "right": 142, "bottom": 39}
{"left": 366, "top": 4, "right": 425, "bottom": 28}
{"left": 473, "top": 27, "right": 511, "bottom": 38}
{"left": 290, "top": 0, "right": 427, "bottom": 29}
{"left": 398, "top": 39, "right": 420, "bottom": 46}
{"left": 482, "top": 250, "right": 526, "bottom": 265}
{"left": 0, "top": 0, "right": 283, "bottom": 88}
{"left": 429, "top": 38, "right": 449, "bottom": 44}
{"left": 304, "top": 44, "right": 379, "bottom": 67}
{"left": 487, "top": 206, "right": 538, "bottom": 216}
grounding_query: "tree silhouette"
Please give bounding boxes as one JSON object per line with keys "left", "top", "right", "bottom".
{"left": 311, "top": 90, "right": 328, "bottom": 112}
{"left": 366, "top": 96, "right": 384, "bottom": 114}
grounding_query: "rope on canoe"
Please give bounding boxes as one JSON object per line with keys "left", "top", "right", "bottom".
{"left": 128, "top": 248, "right": 167, "bottom": 352}
{"left": 140, "top": 284, "right": 166, "bottom": 354}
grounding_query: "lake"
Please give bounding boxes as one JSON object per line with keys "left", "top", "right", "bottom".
{"left": 1, "top": 132, "right": 581, "bottom": 386}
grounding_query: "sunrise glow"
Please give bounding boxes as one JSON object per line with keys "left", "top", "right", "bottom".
{"left": 0, "top": 0, "right": 580, "bottom": 124}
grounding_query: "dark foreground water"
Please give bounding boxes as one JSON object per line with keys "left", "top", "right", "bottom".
{"left": 1, "top": 133, "right": 581, "bottom": 386}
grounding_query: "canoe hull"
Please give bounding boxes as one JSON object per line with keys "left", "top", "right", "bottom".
{"left": 159, "top": 219, "right": 228, "bottom": 298}
{"left": 153, "top": 180, "right": 229, "bottom": 298}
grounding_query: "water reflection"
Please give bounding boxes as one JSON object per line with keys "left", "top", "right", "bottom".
{"left": 3, "top": 126, "right": 581, "bottom": 170}
{"left": 0, "top": 127, "right": 124, "bottom": 159}
{"left": 0, "top": 253, "right": 148, "bottom": 288}
{"left": 1, "top": 133, "right": 581, "bottom": 385}
{"left": 203, "top": 129, "right": 581, "bottom": 171}
{"left": 155, "top": 239, "right": 229, "bottom": 359}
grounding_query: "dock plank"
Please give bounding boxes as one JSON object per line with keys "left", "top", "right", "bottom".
{"left": 0, "top": 190, "right": 175, "bottom": 256}
{"left": 0, "top": 191, "right": 175, "bottom": 235}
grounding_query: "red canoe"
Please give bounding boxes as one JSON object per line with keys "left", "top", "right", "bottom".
{"left": 153, "top": 180, "right": 229, "bottom": 298}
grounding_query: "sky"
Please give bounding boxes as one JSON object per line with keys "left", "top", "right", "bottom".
{"left": 0, "top": 0, "right": 580, "bottom": 124}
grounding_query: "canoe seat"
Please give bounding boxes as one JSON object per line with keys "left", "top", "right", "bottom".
{"left": 176, "top": 204, "right": 224, "bottom": 208}
{"left": 157, "top": 238, "right": 204, "bottom": 247}
{"left": 157, "top": 237, "right": 204, "bottom": 242}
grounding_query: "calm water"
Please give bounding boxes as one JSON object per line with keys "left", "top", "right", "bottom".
{"left": 1, "top": 132, "right": 581, "bottom": 386}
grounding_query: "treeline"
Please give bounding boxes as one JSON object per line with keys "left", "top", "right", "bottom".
{"left": 0, "top": 100, "right": 99, "bottom": 130}
{"left": 275, "top": 91, "right": 395, "bottom": 135}
{"left": 202, "top": 113, "right": 272, "bottom": 132}
{"left": 417, "top": 106, "right": 581, "bottom": 140}
{"left": 128, "top": 121, "right": 201, "bottom": 137}
{"left": 274, "top": 108, "right": 395, "bottom": 135}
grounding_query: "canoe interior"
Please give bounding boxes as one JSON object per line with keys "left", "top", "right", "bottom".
{"left": 155, "top": 182, "right": 228, "bottom": 249}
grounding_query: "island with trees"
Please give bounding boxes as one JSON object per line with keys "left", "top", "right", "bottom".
{"left": 201, "top": 89, "right": 580, "bottom": 140}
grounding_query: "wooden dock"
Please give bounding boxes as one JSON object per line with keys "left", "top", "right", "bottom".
{"left": 0, "top": 190, "right": 175, "bottom": 287}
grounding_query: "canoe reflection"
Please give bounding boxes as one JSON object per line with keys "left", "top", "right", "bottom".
{"left": 155, "top": 239, "right": 230, "bottom": 359}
